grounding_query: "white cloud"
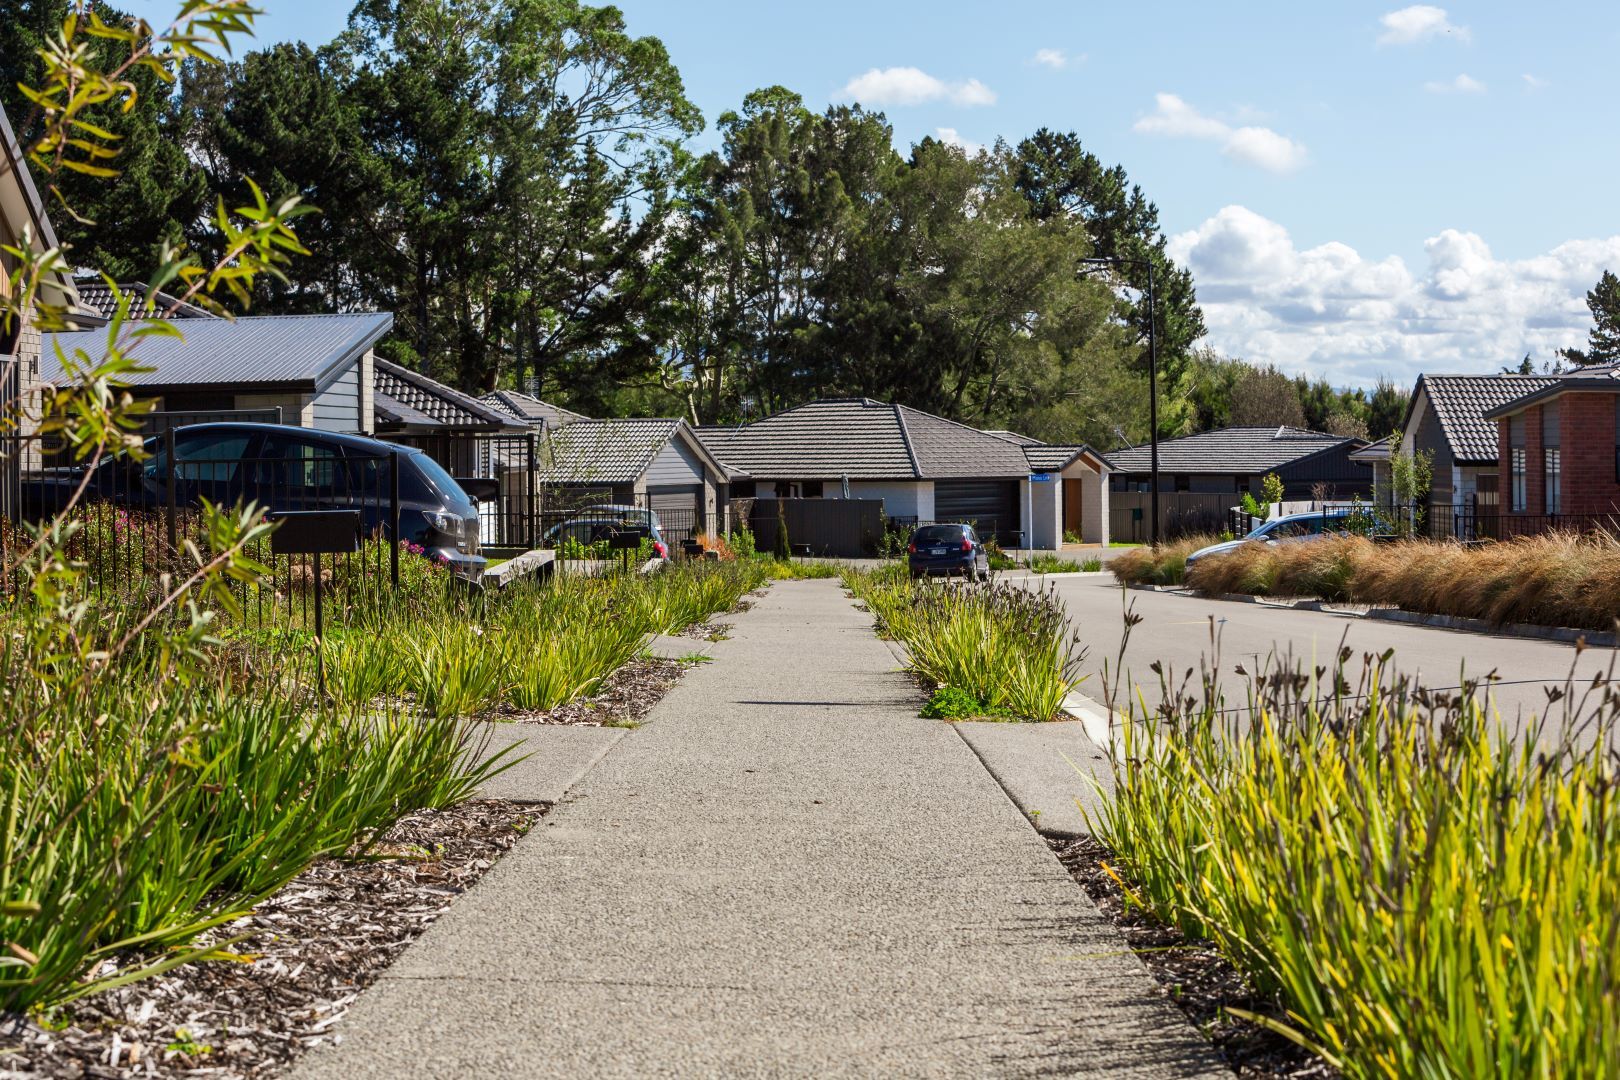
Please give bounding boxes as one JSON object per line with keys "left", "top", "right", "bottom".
{"left": 1134, "top": 94, "right": 1307, "bottom": 174}
{"left": 1031, "top": 48, "right": 1068, "bottom": 69}
{"left": 1378, "top": 5, "right": 1469, "bottom": 46}
{"left": 841, "top": 67, "right": 997, "bottom": 107}
{"left": 1523, "top": 73, "right": 1549, "bottom": 90}
{"left": 1167, "top": 205, "right": 1620, "bottom": 386}
{"left": 1424, "top": 73, "right": 1486, "bottom": 94}
{"left": 935, "top": 127, "right": 985, "bottom": 157}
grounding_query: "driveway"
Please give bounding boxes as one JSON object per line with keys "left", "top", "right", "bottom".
{"left": 1029, "top": 574, "right": 1620, "bottom": 731}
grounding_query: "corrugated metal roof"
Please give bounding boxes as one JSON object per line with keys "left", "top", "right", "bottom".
{"left": 374, "top": 358, "right": 523, "bottom": 430}
{"left": 694, "top": 398, "right": 1031, "bottom": 481}
{"left": 1106, "top": 426, "right": 1357, "bottom": 474}
{"left": 481, "top": 389, "right": 591, "bottom": 428}
{"left": 542, "top": 418, "right": 682, "bottom": 484}
{"left": 42, "top": 313, "right": 394, "bottom": 390}
{"left": 1412, "top": 374, "right": 1561, "bottom": 463}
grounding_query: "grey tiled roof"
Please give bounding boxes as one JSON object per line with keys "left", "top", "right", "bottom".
{"left": 1106, "top": 426, "right": 1357, "bottom": 474}
{"left": 481, "top": 389, "right": 591, "bottom": 429}
{"left": 374, "top": 358, "right": 523, "bottom": 430}
{"left": 44, "top": 313, "right": 394, "bottom": 390}
{"left": 542, "top": 418, "right": 681, "bottom": 484}
{"left": 72, "top": 279, "right": 213, "bottom": 321}
{"left": 1480, "top": 369, "right": 1620, "bottom": 421}
{"left": 983, "top": 429, "right": 1044, "bottom": 446}
{"left": 1414, "top": 374, "right": 1561, "bottom": 463}
{"left": 1023, "top": 445, "right": 1105, "bottom": 472}
{"left": 695, "top": 398, "right": 1031, "bottom": 480}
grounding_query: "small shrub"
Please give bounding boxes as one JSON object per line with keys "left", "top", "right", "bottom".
{"left": 773, "top": 504, "right": 792, "bottom": 561}
{"left": 920, "top": 685, "right": 987, "bottom": 719}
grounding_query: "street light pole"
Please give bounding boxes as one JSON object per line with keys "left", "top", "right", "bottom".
{"left": 1081, "top": 256, "right": 1160, "bottom": 547}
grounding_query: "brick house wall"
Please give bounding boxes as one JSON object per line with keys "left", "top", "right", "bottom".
{"left": 1497, "top": 391, "right": 1620, "bottom": 516}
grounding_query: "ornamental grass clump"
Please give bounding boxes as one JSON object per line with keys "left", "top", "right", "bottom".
{"left": 1093, "top": 633, "right": 1620, "bottom": 1078}
{"left": 846, "top": 570, "right": 1083, "bottom": 721}
{"left": 1109, "top": 534, "right": 1221, "bottom": 586}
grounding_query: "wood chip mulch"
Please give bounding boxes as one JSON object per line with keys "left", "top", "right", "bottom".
{"left": 1051, "top": 836, "right": 1339, "bottom": 1080}
{"left": 496, "top": 655, "right": 686, "bottom": 727}
{"left": 1, "top": 799, "right": 545, "bottom": 1080}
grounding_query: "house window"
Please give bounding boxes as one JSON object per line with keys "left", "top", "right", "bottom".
{"left": 802, "top": 480, "right": 824, "bottom": 498}
{"left": 1510, "top": 448, "right": 1527, "bottom": 511}
{"left": 1174, "top": 475, "right": 1190, "bottom": 492}
{"left": 1545, "top": 449, "right": 1562, "bottom": 515}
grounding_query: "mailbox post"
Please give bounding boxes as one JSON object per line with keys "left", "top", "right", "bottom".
{"left": 608, "top": 525, "right": 649, "bottom": 572}
{"left": 271, "top": 510, "right": 363, "bottom": 693}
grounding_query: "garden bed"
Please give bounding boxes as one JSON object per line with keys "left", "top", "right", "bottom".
{"left": 1051, "top": 836, "right": 1336, "bottom": 1079}
{"left": 498, "top": 655, "right": 685, "bottom": 727}
{"left": 1, "top": 800, "right": 544, "bottom": 1079}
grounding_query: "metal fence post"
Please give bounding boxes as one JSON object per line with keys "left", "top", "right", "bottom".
{"left": 389, "top": 451, "right": 400, "bottom": 588}
{"left": 164, "top": 426, "right": 177, "bottom": 553}
{"left": 526, "top": 430, "right": 537, "bottom": 551}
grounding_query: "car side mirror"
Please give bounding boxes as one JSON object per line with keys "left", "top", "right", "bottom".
{"left": 454, "top": 477, "right": 500, "bottom": 504}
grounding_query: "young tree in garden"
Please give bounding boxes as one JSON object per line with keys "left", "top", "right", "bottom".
{"left": 0, "top": 0, "right": 211, "bottom": 279}
{"left": 1558, "top": 269, "right": 1620, "bottom": 367}
{"left": 1, "top": 0, "right": 315, "bottom": 1007}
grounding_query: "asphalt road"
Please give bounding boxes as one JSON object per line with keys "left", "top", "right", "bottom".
{"left": 1024, "top": 572, "right": 1620, "bottom": 731}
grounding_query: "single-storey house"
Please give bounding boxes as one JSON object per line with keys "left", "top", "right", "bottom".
{"left": 695, "top": 398, "right": 1111, "bottom": 548}
{"left": 1400, "top": 373, "right": 1561, "bottom": 513}
{"left": 1107, "top": 426, "right": 1371, "bottom": 500}
{"left": 44, "top": 312, "right": 394, "bottom": 435}
{"left": 1482, "top": 366, "right": 1620, "bottom": 517}
{"left": 540, "top": 417, "right": 731, "bottom": 539}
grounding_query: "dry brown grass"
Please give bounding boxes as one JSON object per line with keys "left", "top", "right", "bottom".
{"left": 1184, "top": 532, "right": 1620, "bottom": 631}
{"left": 1109, "top": 534, "right": 1223, "bottom": 586}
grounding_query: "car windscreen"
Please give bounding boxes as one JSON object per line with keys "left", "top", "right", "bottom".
{"left": 406, "top": 451, "right": 473, "bottom": 508}
{"left": 913, "top": 525, "right": 966, "bottom": 544}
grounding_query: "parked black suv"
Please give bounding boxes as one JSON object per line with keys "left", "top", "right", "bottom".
{"left": 21, "top": 423, "right": 488, "bottom": 580}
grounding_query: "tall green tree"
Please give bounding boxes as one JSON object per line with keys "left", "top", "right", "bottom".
{"left": 1011, "top": 128, "right": 1205, "bottom": 433}
{"left": 1559, "top": 269, "right": 1620, "bottom": 367}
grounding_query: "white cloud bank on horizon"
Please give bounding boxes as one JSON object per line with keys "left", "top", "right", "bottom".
{"left": 1378, "top": 5, "right": 1469, "bottom": 46}
{"left": 1135, "top": 94, "right": 1307, "bottom": 174}
{"left": 841, "top": 67, "right": 996, "bottom": 107}
{"left": 1167, "top": 205, "right": 1619, "bottom": 387}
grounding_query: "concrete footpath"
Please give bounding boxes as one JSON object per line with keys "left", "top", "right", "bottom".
{"left": 294, "top": 579, "right": 1221, "bottom": 1079}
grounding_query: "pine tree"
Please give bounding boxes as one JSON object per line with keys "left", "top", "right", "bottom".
{"left": 1560, "top": 270, "right": 1620, "bottom": 366}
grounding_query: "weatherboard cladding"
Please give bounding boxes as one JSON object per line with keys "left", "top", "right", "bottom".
{"left": 694, "top": 399, "right": 1030, "bottom": 481}
{"left": 42, "top": 313, "right": 394, "bottom": 390}
{"left": 1417, "top": 374, "right": 1562, "bottom": 464}
{"left": 1106, "top": 427, "right": 1353, "bottom": 475}
{"left": 542, "top": 418, "right": 681, "bottom": 484}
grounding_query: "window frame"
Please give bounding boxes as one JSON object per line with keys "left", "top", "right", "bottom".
{"left": 1544, "top": 447, "right": 1562, "bottom": 515}
{"left": 1510, "top": 447, "right": 1527, "bottom": 512}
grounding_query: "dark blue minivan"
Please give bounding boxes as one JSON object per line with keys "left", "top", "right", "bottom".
{"left": 21, "top": 423, "right": 489, "bottom": 580}
{"left": 907, "top": 522, "right": 989, "bottom": 580}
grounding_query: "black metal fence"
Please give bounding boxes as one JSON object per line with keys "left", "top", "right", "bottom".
{"left": 2, "top": 431, "right": 405, "bottom": 626}
{"left": 379, "top": 430, "right": 540, "bottom": 551}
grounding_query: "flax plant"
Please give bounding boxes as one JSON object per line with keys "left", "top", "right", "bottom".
{"left": 846, "top": 570, "right": 1083, "bottom": 721}
{"left": 1093, "top": 627, "right": 1620, "bottom": 1078}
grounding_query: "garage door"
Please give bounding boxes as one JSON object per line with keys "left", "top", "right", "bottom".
{"left": 933, "top": 480, "right": 1020, "bottom": 544}
{"left": 647, "top": 484, "right": 703, "bottom": 547}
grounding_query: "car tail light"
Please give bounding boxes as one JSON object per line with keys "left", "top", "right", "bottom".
{"left": 654, "top": 541, "right": 668, "bottom": 558}
{"left": 907, "top": 542, "right": 917, "bottom": 554}
{"left": 960, "top": 537, "right": 971, "bottom": 552}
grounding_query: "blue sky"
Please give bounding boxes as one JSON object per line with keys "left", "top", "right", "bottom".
{"left": 133, "top": 0, "right": 1620, "bottom": 386}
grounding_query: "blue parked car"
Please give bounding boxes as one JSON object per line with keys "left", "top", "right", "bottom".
{"left": 1184, "top": 508, "right": 1387, "bottom": 570}
{"left": 907, "top": 522, "right": 989, "bottom": 580}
